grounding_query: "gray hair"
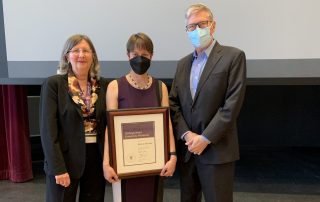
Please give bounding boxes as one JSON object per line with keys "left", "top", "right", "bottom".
{"left": 185, "top": 3, "right": 214, "bottom": 23}
{"left": 57, "top": 34, "right": 100, "bottom": 80}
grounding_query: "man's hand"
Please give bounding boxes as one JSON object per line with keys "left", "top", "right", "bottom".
{"left": 185, "top": 134, "right": 209, "bottom": 155}
{"left": 184, "top": 131, "right": 197, "bottom": 142}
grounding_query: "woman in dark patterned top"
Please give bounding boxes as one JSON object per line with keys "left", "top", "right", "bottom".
{"left": 103, "top": 33, "right": 177, "bottom": 202}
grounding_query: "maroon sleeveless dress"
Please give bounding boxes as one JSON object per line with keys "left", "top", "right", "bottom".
{"left": 117, "top": 76, "right": 162, "bottom": 202}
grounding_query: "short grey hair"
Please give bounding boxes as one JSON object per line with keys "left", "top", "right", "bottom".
{"left": 58, "top": 34, "right": 100, "bottom": 80}
{"left": 185, "top": 3, "right": 214, "bottom": 22}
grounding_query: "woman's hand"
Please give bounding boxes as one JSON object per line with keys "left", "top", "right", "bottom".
{"left": 160, "top": 155, "right": 177, "bottom": 177}
{"left": 103, "top": 164, "right": 119, "bottom": 183}
{"left": 55, "top": 172, "right": 70, "bottom": 187}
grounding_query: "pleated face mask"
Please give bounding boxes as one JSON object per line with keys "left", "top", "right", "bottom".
{"left": 187, "top": 27, "right": 212, "bottom": 49}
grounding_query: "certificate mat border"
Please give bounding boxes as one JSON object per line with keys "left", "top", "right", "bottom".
{"left": 107, "top": 107, "right": 169, "bottom": 179}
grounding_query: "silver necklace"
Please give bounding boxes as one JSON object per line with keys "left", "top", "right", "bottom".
{"left": 128, "top": 74, "right": 151, "bottom": 89}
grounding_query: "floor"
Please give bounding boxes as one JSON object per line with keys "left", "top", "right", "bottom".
{"left": 0, "top": 148, "right": 319, "bottom": 202}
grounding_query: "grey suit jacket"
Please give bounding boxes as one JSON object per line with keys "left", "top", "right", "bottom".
{"left": 170, "top": 41, "right": 246, "bottom": 164}
{"left": 39, "top": 74, "right": 107, "bottom": 178}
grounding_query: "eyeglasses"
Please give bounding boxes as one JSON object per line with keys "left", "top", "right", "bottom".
{"left": 186, "top": 21, "right": 212, "bottom": 32}
{"left": 68, "top": 49, "right": 93, "bottom": 56}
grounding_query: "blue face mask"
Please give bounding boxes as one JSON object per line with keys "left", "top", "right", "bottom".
{"left": 187, "top": 27, "right": 212, "bottom": 49}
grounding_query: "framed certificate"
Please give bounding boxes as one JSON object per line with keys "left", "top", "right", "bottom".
{"left": 107, "top": 107, "right": 169, "bottom": 179}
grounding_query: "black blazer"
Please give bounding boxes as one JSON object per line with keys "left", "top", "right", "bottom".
{"left": 170, "top": 42, "right": 246, "bottom": 164}
{"left": 39, "top": 74, "right": 107, "bottom": 178}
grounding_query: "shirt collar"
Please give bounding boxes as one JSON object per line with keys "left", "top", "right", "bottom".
{"left": 192, "top": 39, "right": 216, "bottom": 59}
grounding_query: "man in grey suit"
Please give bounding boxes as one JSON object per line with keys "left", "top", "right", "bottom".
{"left": 170, "top": 3, "right": 246, "bottom": 202}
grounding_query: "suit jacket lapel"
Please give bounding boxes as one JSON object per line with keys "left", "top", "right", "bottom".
{"left": 183, "top": 53, "right": 194, "bottom": 102}
{"left": 193, "top": 42, "right": 223, "bottom": 104}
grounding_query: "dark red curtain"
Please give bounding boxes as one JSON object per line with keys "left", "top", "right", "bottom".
{"left": 0, "top": 85, "right": 33, "bottom": 182}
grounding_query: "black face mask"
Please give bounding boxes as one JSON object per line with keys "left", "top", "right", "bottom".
{"left": 129, "top": 56, "right": 151, "bottom": 75}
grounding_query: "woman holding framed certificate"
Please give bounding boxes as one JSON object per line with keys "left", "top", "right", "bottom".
{"left": 103, "top": 33, "right": 177, "bottom": 202}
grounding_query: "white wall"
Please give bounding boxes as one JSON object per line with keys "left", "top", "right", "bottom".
{"left": 3, "top": 0, "right": 320, "bottom": 61}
